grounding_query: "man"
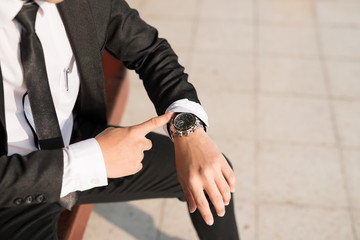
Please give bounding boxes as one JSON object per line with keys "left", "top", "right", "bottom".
{"left": 0, "top": 0, "right": 239, "bottom": 239}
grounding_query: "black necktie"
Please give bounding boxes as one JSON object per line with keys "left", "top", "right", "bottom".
{"left": 16, "top": 3, "right": 64, "bottom": 150}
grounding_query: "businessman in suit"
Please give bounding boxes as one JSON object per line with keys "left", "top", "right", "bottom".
{"left": 0, "top": 0, "right": 239, "bottom": 239}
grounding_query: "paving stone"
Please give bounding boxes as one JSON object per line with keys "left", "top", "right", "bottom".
{"left": 259, "top": 0, "right": 314, "bottom": 26}
{"left": 259, "top": 204, "right": 355, "bottom": 240}
{"left": 257, "top": 143, "right": 348, "bottom": 207}
{"left": 333, "top": 100, "right": 360, "bottom": 147}
{"left": 343, "top": 150, "right": 360, "bottom": 209}
{"left": 259, "top": 25, "right": 318, "bottom": 57}
{"left": 259, "top": 56, "right": 326, "bottom": 96}
{"left": 258, "top": 95, "right": 335, "bottom": 145}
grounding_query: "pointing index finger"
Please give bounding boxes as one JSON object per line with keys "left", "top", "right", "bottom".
{"left": 135, "top": 112, "right": 174, "bottom": 134}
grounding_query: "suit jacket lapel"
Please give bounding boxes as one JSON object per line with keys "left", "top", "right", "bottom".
{"left": 0, "top": 2, "right": 107, "bottom": 155}
{"left": 0, "top": 66, "right": 8, "bottom": 155}
{"left": 57, "top": 0, "right": 107, "bottom": 124}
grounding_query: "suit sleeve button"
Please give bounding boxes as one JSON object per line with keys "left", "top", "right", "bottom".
{"left": 25, "top": 196, "right": 33, "bottom": 204}
{"left": 14, "top": 198, "right": 23, "bottom": 205}
{"left": 35, "top": 194, "right": 45, "bottom": 203}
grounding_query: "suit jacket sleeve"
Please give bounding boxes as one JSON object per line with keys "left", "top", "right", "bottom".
{"left": 0, "top": 0, "right": 200, "bottom": 208}
{"left": 0, "top": 150, "right": 63, "bottom": 208}
{"left": 105, "top": 0, "right": 200, "bottom": 115}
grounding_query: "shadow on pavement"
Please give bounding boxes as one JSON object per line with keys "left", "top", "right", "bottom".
{"left": 93, "top": 202, "right": 184, "bottom": 240}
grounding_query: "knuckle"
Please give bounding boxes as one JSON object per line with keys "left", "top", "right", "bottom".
{"left": 228, "top": 169, "right": 235, "bottom": 179}
{"left": 224, "top": 168, "right": 235, "bottom": 183}
{"left": 135, "top": 150, "right": 144, "bottom": 160}
{"left": 220, "top": 185, "right": 230, "bottom": 195}
{"left": 212, "top": 194, "right": 223, "bottom": 204}
{"left": 223, "top": 192, "right": 231, "bottom": 203}
{"left": 215, "top": 154, "right": 223, "bottom": 161}
{"left": 211, "top": 153, "right": 222, "bottom": 162}
{"left": 187, "top": 175, "right": 198, "bottom": 186}
{"left": 137, "top": 142, "right": 143, "bottom": 149}
{"left": 200, "top": 168, "right": 217, "bottom": 182}
{"left": 229, "top": 174, "right": 236, "bottom": 185}
{"left": 196, "top": 198, "right": 208, "bottom": 208}
{"left": 149, "top": 118, "right": 158, "bottom": 128}
{"left": 146, "top": 139, "right": 152, "bottom": 149}
{"left": 199, "top": 167, "right": 212, "bottom": 178}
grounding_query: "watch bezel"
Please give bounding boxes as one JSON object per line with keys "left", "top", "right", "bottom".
{"left": 173, "top": 113, "right": 197, "bottom": 131}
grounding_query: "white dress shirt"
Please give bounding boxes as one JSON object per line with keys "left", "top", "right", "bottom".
{"left": 0, "top": 0, "right": 208, "bottom": 198}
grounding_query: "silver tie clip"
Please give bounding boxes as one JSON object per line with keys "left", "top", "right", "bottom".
{"left": 64, "top": 55, "right": 75, "bottom": 91}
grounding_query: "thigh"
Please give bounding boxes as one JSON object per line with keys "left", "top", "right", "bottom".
{"left": 76, "top": 132, "right": 185, "bottom": 205}
{"left": 0, "top": 203, "right": 64, "bottom": 240}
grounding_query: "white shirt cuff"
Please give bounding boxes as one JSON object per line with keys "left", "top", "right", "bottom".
{"left": 164, "top": 98, "right": 209, "bottom": 136}
{"left": 60, "top": 138, "right": 108, "bottom": 197}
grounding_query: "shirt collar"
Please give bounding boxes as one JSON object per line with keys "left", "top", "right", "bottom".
{"left": 0, "top": 0, "right": 23, "bottom": 29}
{"left": 36, "top": 1, "right": 50, "bottom": 15}
{"left": 0, "top": 0, "right": 53, "bottom": 29}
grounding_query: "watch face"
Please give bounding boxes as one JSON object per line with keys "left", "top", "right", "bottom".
{"left": 173, "top": 113, "right": 196, "bottom": 131}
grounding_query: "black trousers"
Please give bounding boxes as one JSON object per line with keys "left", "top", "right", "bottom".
{"left": 0, "top": 132, "right": 239, "bottom": 240}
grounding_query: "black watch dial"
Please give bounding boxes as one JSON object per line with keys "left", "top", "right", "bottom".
{"left": 173, "top": 113, "right": 196, "bottom": 131}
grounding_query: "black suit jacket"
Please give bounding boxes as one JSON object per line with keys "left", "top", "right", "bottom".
{"left": 0, "top": 0, "right": 200, "bottom": 208}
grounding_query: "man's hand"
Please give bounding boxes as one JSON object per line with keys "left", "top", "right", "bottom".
{"left": 95, "top": 112, "right": 173, "bottom": 178}
{"left": 174, "top": 128, "right": 236, "bottom": 226}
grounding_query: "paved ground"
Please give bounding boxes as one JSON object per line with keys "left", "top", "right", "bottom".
{"left": 84, "top": 0, "right": 360, "bottom": 239}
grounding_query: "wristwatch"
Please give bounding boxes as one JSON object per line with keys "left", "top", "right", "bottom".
{"left": 169, "top": 113, "right": 204, "bottom": 140}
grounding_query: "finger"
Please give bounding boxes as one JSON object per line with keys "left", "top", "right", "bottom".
{"left": 134, "top": 112, "right": 174, "bottom": 135}
{"left": 143, "top": 138, "right": 152, "bottom": 151}
{"left": 183, "top": 186, "right": 197, "bottom": 213}
{"left": 133, "top": 163, "right": 143, "bottom": 174}
{"left": 191, "top": 185, "right": 214, "bottom": 226}
{"left": 222, "top": 163, "right": 236, "bottom": 192}
{"left": 215, "top": 174, "right": 231, "bottom": 206}
{"left": 205, "top": 181, "right": 226, "bottom": 217}
{"left": 136, "top": 150, "right": 145, "bottom": 162}
{"left": 126, "top": 163, "right": 143, "bottom": 176}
